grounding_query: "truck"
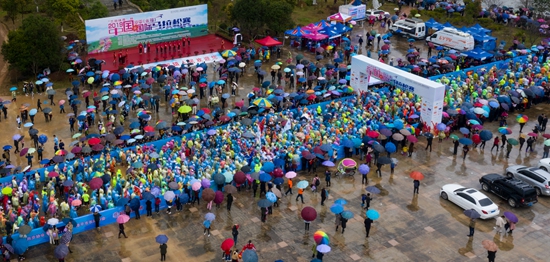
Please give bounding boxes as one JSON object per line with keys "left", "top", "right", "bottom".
{"left": 389, "top": 18, "right": 426, "bottom": 39}
{"left": 479, "top": 173, "right": 538, "bottom": 208}
{"left": 426, "top": 27, "right": 475, "bottom": 51}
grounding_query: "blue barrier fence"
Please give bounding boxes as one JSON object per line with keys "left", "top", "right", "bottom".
{"left": 3, "top": 96, "right": 355, "bottom": 247}
{"left": 429, "top": 56, "right": 528, "bottom": 81}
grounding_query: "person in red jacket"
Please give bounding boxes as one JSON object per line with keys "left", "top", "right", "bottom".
{"left": 239, "top": 240, "right": 256, "bottom": 257}
{"left": 138, "top": 42, "right": 143, "bottom": 54}
{"left": 155, "top": 197, "right": 161, "bottom": 214}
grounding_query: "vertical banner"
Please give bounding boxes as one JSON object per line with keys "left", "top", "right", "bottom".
{"left": 85, "top": 5, "right": 208, "bottom": 53}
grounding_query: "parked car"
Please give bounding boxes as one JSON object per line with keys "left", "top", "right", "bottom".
{"left": 366, "top": 9, "right": 385, "bottom": 20}
{"left": 440, "top": 184, "right": 500, "bottom": 219}
{"left": 506, "top": 165, "right": 550, "bottom": 196}
{"left": 536, "top": 158, "right": 550, "bottom": 172}
{"left": 479, "top": 173, "right": 538, "bottom": 207}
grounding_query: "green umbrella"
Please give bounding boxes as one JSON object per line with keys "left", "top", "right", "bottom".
{"left": 507, "top": 138, "right": 519, "bottom": 146}
{"left": 544, "top": 139, "right": 550, "bottom": 146}
{"left": 450, "top": 134, "right": 459, "bottom": 140}
{"left": 295, "top": 54, "right": 304, "bottom": 61}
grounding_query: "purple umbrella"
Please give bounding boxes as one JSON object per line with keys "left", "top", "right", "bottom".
{"left": 151, "top": 186, "right": 161, "bottom": 197}
{"left": 214, "top": 191, "right": 224, "bottom": 204}
{"left": 338, "top": 79, "right": 347, "bottom": 84}
{"left": 54, "top": 244, "right": 69, "bottom": 259}
{"left": 358, "top": 164, "right": 370, "bottom": 175}
{"left": 201, "top": 178, "right": 211, "bottom": 188}
{"left": 12, "top": 134, "right": 21, "bottom": 141}
{"left": 207, "top": 129, "right": 216, "bottom": 135}
{"left": 332, "top": 91, "right": 341, "bottom": 96}
{"left": 322, "top": 161, "right": 335, "bottom": 167}
{"left": 379, "top": 128, "right": 393, "bottom": 136}
{"left": 503, "top": 211, "right": 518, "bottom": 223}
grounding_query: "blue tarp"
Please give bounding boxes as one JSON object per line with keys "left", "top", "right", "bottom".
{"left": 462, "top": 47, "right": 494, "bottom": 60}
{"left": 442, "top": 22, "right": 454, "bottom": 28}
{"left": 425, "top": 18, "right": 444, "bottom": 30}
{"left": 473, "top": 33, "right": 497, "bottom": 51}
{"left": 470, "top": 23, "right": 492, "bottom": 35}
{"left": 318, "top": 28, "right": 341, "bottom": 38}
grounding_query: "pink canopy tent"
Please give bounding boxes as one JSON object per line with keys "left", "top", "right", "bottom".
{"left": 302, "top": 23, "right": 322, "bottom": 32}
{"left": 303, "top": 32, "right": 328, "bottom": 41}
{"left": 327, "top": 13, "right": 352, "bottom": 23}
{"left": 255, "top": 36, "right": 283, "bottom": 47}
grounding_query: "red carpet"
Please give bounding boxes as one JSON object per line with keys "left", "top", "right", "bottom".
{"left": 87, "top": 34, "right": 228, "bottom": 71}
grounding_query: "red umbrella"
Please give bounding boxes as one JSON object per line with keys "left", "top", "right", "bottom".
{"left": 472, "top": 134, "right": 481, "bottom": 144}
{"left": 88, "top": 138, "right": 101, "bottom": 146}
{"left": 143, "top": 126, "right": 154, "bottom": 132}
{"left": 235, "top": 100, "right": 244, "bottom": 108}
{"left": 48, "top": 171, "right": 60, "bottom": 178}
{"left": 219, "top": 116, "right": 230, "bottom": 122}
{"left": 234, "top": 172, "right": 246, "bottom": 184}
{"left": 221, "top": 238, "right": 234, "bottom": 251}
{"left": 214, "top": 191, "right": 224, "bottom": 204}
{"left": 272, "top": 168, "right": 283, "bottom": 178}
{"left": 543, "top": 134, "right": 550, "bottom": 139}
{"left": 528, "top": 132, "right": 538, "bottom": 137}
{"left": 407, "top": 135, "right": 418, "bottom": 143}
{"left": 89, "top": 177, "right": 103, "bottom": 190}
{"left": 301, "top": 206, "right": 317, "bottom": 221}
{"left": 409, "top": 171, "right": 424, "bottom": 180}
{"left": 252, "top": 87, "right": 260, "bottom": 92}
{"left": 201, "top": 108, "right": 211, "bottom": 114}
{"left": 146, "top": 78, "right": 155, "bottom": 84}
{"left": 301, "top": 150, "right": 311, "bottom": 157}
{"left": 367, "top": 131, "right": 379, "bottom": 138}
{"left": 82, "top": 92, "right": 90, "bottom": 98}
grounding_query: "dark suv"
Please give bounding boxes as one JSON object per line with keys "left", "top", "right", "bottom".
{"left": 479, "top": 173, "right": 538, "bottom": 207}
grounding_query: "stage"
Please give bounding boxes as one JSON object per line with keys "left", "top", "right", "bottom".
{"left": 87, "top": 34, "right": 227, "bottom": 71}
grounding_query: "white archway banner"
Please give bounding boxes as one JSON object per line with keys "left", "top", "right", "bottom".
{"left": 350, "top": 55, "right": 445, "bottom": 126}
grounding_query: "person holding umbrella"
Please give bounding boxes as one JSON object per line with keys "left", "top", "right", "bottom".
{"left": 462, "top": 145, "right": 470, "bottom": 160}
{"left": 482, "top": 239, "right": 498, "bottom": 262}
{"left": 159, "top": 242, "right": 167, "bottom": 261}
{"left": 203, "top": 219, "right": 211, "bottom": 237}
{"left": 320, "top": 188, "right": 327, "bottom": 206}
{"left": 118, "top": 223, "right": 127, "bottom": 238}
{"left": 364, "top": 217, "right": 373, "bottom": 238}
{"left": 467, "top": 218, "right": 476, "bottom": 237}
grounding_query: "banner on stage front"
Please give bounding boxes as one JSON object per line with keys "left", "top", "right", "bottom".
{"left": 85, "top": 5, "right": 208, "bottom": 53}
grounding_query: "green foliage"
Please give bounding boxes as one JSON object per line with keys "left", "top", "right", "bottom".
{"left": 231, "top": 0, "right": 294, "bottom": 37}
{"left": 1, "top": 15, "right": 64, "bottom": 77}
{"left": 477, "top": 18, "right": 492, "bottom": 28}
{"left": 83, "top": 0, "right": 108, "bottom": 19}
{"left": 1, "top": 0, "right": 32, "bottom": 25}
{"left": 532, "top": 0, "right": 550, "bottom": 14}
{"left": 409, "top": 9, "right": 418, "bottom": 17}
{"left": 45, "top": 0, "right": 81, "bottom": 23}
{"left": 464, "top": 0, "right": 481, "bottom": 18}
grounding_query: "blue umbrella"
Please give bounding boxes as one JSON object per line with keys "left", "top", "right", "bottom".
{"left": 459, "top": 127, "right": 469, "bottom": 134}
{"left": 340, "top": 210, "right": 354, "bottom": 219}
{"left": 259, "top": 172, "right": 272, "bottom": 182}
{"left": 40, "top": 159, "right": 50, "bottom": 165}
{"left": 38, "top": 134, "right": 48, "bottom": 144}
{"left": 366, "top": 209, "right": 380, "bottom": 220}
{"left": 261, "top": 162, "right": 275, "bottom": 172}
{"left": 266, "top": 192, "right": 277, "bottom": 202}
{"left": 13, "top": 238, "right": 28, "bottom": 255}
{"left": 365, "top": 186, "right": 381, "bottom": 194}
{"left": 155, "top": 234, "right": 169, "bottom": 244}
{"left": 90, "top": 204, "right": 102, "bottom": 213}
{"left": 385, "top": 142, "right": 396, "bottom": 153}
{"left": 330, "top": 204, "right": 344, "bottom": 214}
{"left": 23, "top": 122, "right": 33, "bottom": 128}
{"left": 459, "top": 138, "right": 473, "bottom": 145}
{"left": 3, "top": 145, "right": 12, "bottom": 150}
{"left": 242, "top": 249, "right": 258, "bottom": 262}
{"left": 479, "top": 130, "right": 493, "bottom": 141}
{"left": 463, "top": 209, "right": 481, "bottom": 219}
{"left": 273, "top": 177, "right": 284, "bottom": 185}
{"left": 334, "top": 198, "right": 347, "bottom": 205}
{"left": 296, "top": 180, "right": 309, "bottom": 189}
{"left": 29, "top": 109, "right": 37, "bottom": 115}
{"left": 129, "top": 197, "right": 140, "bottom": 210}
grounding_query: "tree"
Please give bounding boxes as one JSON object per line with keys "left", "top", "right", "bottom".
{"left": 265, "top": 0, "right": 294, "bottom": 35}
{"left": 0, "top": 0, "right": 31, "bottom": 27}
{"left": 85, "top": 0, "right": 109, "bottom": 19}
{"left": 532, "top": 0, "right": 550, "bottom": 14}
{"left": 1, "top": 15, "right": 64, "bottom": 77}
{"left": 231, "top": 0, "right": 266, "bottom": 38}
{"left": 45, "top": 0, "right": 81, "bottom": 23}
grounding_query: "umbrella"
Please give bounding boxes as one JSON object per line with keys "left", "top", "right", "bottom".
{"left": 54, "top": 244, "right": 69, "bottom": 259}
{"left": 365, "top": 186, "right": 381, "bottom": 194}
{"left": 224, "top": 185, "right": 237, "bottom": 194}
{"left": 89, "top": 177, "right": 103, "bottom": 190}
{"left": 409, "top": 171, "right": 424, "bottom": 180}
{"left": 18, "top": 225, "right": 32, "bottom": 235}
{"left": 205, "top": 212, "right": 216, "bottom": 221}
{"left": 90, "top": 204, "right": 102, "bottom": 213}
{"left": 117, "top": 214, "right": 130, "bottom": 224}
{"left": 285, "top": 171, "right": 297, "bottom": 178}
{"left": 330, "top": 204, "right": 344, "bottom": 214}
{"left": 313, "top": 231, "right": 330, "bottom": 245}
{"left": 266, "top": 192, "right": 277, "bottom": 202}
{"left": 482, "top": 239, "right": 498, "bottom": 252}
{"left": 363, "top": 208, "right": 380, "bottom": 221}
{"left": 257, "top": 199, "right": 272, "bottom": 208}
{"left": 459, "top": 138, "right": 473, "bottom": 145}
{"left": 156, "top": 234, "right": 169, "bottom": 244}
{"left": 322, "top": 161, "right": 335, "bottom": 167}
{"left": 47, "top": 218, "right": 59, "bottom": 225}
{"left": 202, "top": 188, "right": 215, "bottom": 202}
{"left": 503, "top": 211, "right": 518, "bottom": 223}
{"left": 296, "top": 180, "right": 309, "bottom": 189}
{"left": 164, "top": 191, "right": 175, "bottom": 201}
{"left": 242, "top": 249, "right": 258, "bottom": 262}
{"left": 316, "top": 244, "right": 331, "bottom": 253}
{"left": 221, "top": 238, "right": 234, "bottom": 251}
{"left": 463, "top": 209, "right": 481, "bottom": 219}
{"left": 301, "top": 206, "right": 317, "bottom": 221}
{"left": 507, "top": 138, "right": 519, "bottom": 146}
{"left": 358, "top": 164, "right": 370, "bottom": 174}
{"left": 377, "top": 157, "right": 392, "bottom": 165}
{"left": 340, "top": 210, "right": 354, "bottom": 219}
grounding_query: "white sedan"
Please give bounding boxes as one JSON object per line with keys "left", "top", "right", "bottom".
{"left": 537, "top": 158, "right": 550, "bottom": 172}
{"left": 440, "top": 184, "right": 500, "bottom": 219}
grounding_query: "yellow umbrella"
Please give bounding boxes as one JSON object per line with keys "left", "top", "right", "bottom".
{"left": 2, "top": 187, "right": 12, "bottom": 195}
{"left": 178, "top": 105, "right": 192, "bottom": 114}
{"left": 271, "top": 65, "right": 281, "bottom": 70}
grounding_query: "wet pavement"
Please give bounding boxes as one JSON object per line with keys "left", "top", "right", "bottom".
{"left": 4, "top": 24, "right": 550, "bottom": 261}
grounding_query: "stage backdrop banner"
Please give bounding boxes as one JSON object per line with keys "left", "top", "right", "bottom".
{"left": 85, "top": 4, "right": 208, "bottom": 53}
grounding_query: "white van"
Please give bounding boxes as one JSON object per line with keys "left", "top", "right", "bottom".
{"left": 426, "top": 27, "right": 475, "bottom": 51}
{"left": 389, "top": 18, "right": 426, "bottom": 39}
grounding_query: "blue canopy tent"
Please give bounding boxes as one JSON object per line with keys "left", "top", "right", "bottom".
{"left": 284, "top": 26, "right": 311, "bottom": 37}
{"left": 459, "top": 26, "right": 475, "bottom": 34}
{"left": 314, "top": 20, "right": 331, "bottom": 29}
{"left": 425, "top": 18, "right": 444, "bottom": 30}
{"left": 472, "top": 33, "right": 496, "bottom": 51}
{"left": 470, "top": 23, "right": 492, "bottom": 35}
{"left": 318, "top": 27, "right": 341, "bottom": 39}
{"left": 463, "top": 47, "right": 494, "bottom": 60}
{"left": 442, "top": 22, "right": 454, "bottom": 29}
{"left": 331, "top": 23, "right": 352, "bottom": 34}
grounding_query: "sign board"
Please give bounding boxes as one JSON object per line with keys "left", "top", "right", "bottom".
{"left": 85, "top": 5, "right": 208, "bottom": 53}
{"left": 339, "top": 4, "right": 366, "bottom": 20}
{"left": 350, "top": 55, "right": 445, "bottom": 126}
